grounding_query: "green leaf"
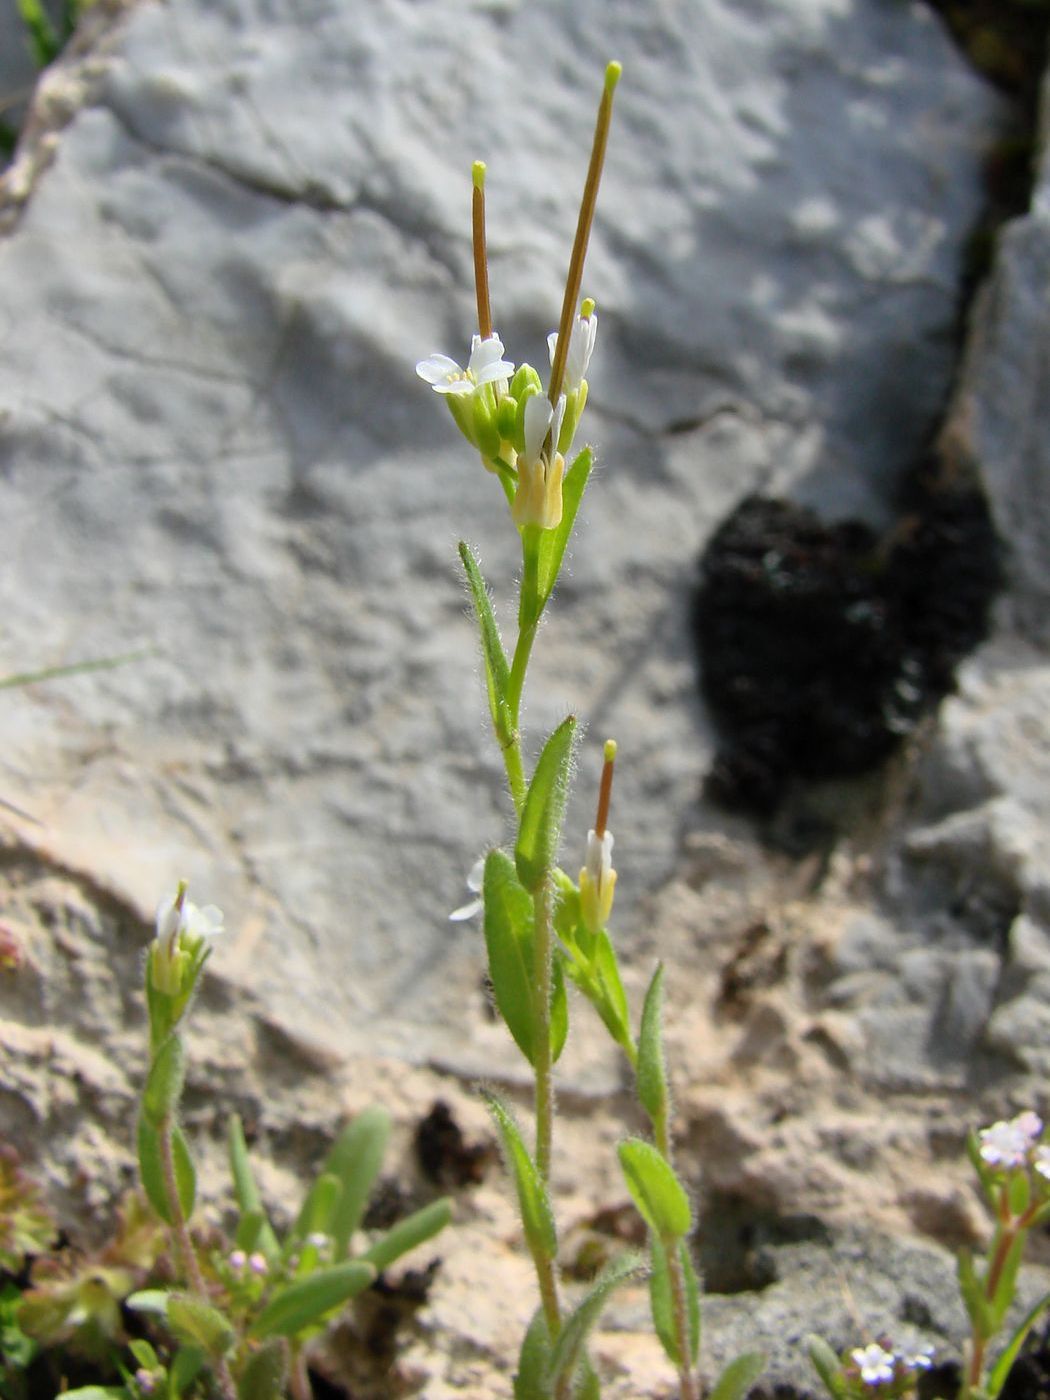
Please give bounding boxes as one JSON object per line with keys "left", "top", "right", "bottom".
{"left": 958, "top": 1248, "right": 994, "bottom": 1338}
{"left": 237, "top": 1338, "right": 288, "bottom": 1400}
{"left": 17, "top": 0, "right": 59, "bottom": 67}
{"left": 142, "top": 1034, "right": 186, "bottom": 1127}
{"left": 592, "top": 931, "right": 632, "bottom": 1053}
{"left": 681, "top": 1243, "right": 701, "bottom": 1366}
{"left": 483, "top": 1091, "right": 557, "bottom": 1263}
{"left": 166, "top": 1294, "right": 235, "bottom": 1359}
{"left": 807, "top": 1334, "right": 848, "bottom": 1400}
{"left": 574, "top": 1358, "right": 602, "bottom": 1400}
{"left": 637, "top": 964, "right": 668, "bottom": 1125}
{"left": 170, "top": 1345, "right": 206, "bottom": 1393}
{"left": 649, "top": 1234, "right": 678, "bottom": 1366}
{"left": 516, "top": 716, "right": 577, "bottom": 893}
{"left": 228, "top": 1115, "right": 280, "bottom": 1260}
{"left": 137, "top": 1118, "right": 195, "bottom": 1225}
{"left": 546, "top": 1251, "right": 644, "bottom": 1391}
{"left": 986, "top": 1289, "right": 1050, "bottom": 1399}
{"left": 648, "top": 1236, "right": 700, "bottom": 1368}
{"left": 1008, "top": 1170, "right": 1031, "bottom": 1218}
{"left": 125, "top": 1289, "right": 171, "bottom": 1317}
{"left": 551, "top": 951, "right": 569, "bottom": 1064}
{"left": 128, "top": 1338, "right": 158, "bottom": 1369}
{"left": 514, "top": 1307, "right": 553, "bottom": 1400}
{"left": 290, "top": 1173, "right": 340, "bottom": 1251}
{"left": 708, "top": 1351, "right": 766, "bottom": 1400}
{"left": 483, "top": 848, "right": 539, "bottom": 1064}
{"left": 618, "top": 1139, "right": 692, "bottom": 1240}
{"left": 234, "top": 1209, "right": 265, "bottom": 1254}
{"left": 362, "top": 1198, "right": 452, "bottom": 1274}
{"left": 249, "top": 1261, "right": 376, "bottom": 1339}
{"left": 460, "top": 542, "right": 513, "bottom": 746}
{"left": 325, "top": 1106, "right": 392, "bottom": 1260}
{"left": 536, "top": 447, "right": 594, "bottom": 612}
{"left": 989, "top": 1229, "right": 1027, "bottom": 1330}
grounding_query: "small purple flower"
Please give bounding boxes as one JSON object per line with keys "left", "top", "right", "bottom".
{"left": 135, "top": 1369, "right": 157, "bottom": 1396}
{"left": 249, "top": 1251, "right": 268, "bottom": 1275}
{"left": 978, "top": 1111, "right": 1044, "bottom": 1169}
{"left": 228, "top": 1248, "right": 247, "bottom": 1271}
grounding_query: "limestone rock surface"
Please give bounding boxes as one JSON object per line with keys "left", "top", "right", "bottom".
{"left": 3, "top": 0, "right": 1050, "bottom": 1394}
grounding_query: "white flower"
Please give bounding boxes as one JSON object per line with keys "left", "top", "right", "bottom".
{"left": 511, "top": 393, "right": 567, "bottom": 530}
{"left": 978, "top": 1111, "right": 1043, "bottom": 1168}
{"left": 416, "top": 333, "right": 514, "bottom": 396}
{"left": 548, "top": 308, "right": 598, "bottom": 393}
{"left": 579, "top": 827, "right": 616, "bottom": 934}
{"left": 1034, "top": 1144, "right": 1050, "bottom": 1181}
{"left": 154, "top": 885, "right": 224, "bottom": 949}
{"left": 450, "top": 856, "right": 486, "bottom": 922}
{"left": 150, "top": 882, "right": 225, "bottom": 997}
{"left": 851, "top": 1344, "right": 896, "bottom": 1386}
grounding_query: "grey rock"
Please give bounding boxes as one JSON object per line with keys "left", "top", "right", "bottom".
{"left": 0, "top": 0, "right": 1005, "bottom": 1069}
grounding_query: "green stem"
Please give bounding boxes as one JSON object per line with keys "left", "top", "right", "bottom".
{"left": 532, "top": 877, "right": 555, "bottom": 1182}
{"left": 965, "top": 1191, "right": 1038, "bottom": 1398}
{"left": 652, "top": 1098, "right": 697, "bottom": 1399}
{"left": 159, "top": 1114, "right": 238, "bottom": 1400}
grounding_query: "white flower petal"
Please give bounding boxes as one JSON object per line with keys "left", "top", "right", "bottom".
{"left": 521, "top": 393, "right": 553, "bottom": 466}
{"left": 416, "top": 353, "right": 463, "bottom": 385}
{"left": 449, "top": 896, "right": 484, "bottom": 922}
{"left": 468, "top": 333, "right": 515, "bottom": 385}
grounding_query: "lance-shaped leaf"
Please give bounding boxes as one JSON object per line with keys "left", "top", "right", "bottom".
{"left": 516, "top": 715, "right": 578, "bottom": 892}
{"left": 649, "top": 1234, "right": 700, "bottom": 1367}
{"left": 362, "top": 1198, "right": 452, "bottom": 1273}
{"left": 708, "top": 1351, "right": 766, "bottom": 1400}
{"left": 637, "top": 964, "right": 668, "bottom": 1125}
{"left": 237, "top": 1338, "right": 288, "bottom": 1400}
{"left": 619, "top": 1139, "right": 692, "bottom": 1240}
{"left": 593, "top": 930, "right": 631, "bottom": 1050}
{"left": 141, "top": 1034, "right": 185, "bottom": 1128}
{"left": 228, "top": 1114, "right": 280, "bottom": 1260}
{"left": 989, "top": 1229, "right": 1027, "bottom": 1331}
{"left": 514, "top": 1307, "right": 553, "bottom": 1400}
{"left": 459, "top": 542, "right": 513, "bottom": 746}
{"left": 987, "top": 1289, "right": 1050, "bottom": 1399}
{"left": 958, "top": 1248, "right": 994, "bottom": 1338}
{"left": 166, "top": 1294, "right": 235, "bottom": 1359}
{"left": 483, "top": 1091, "right": 557, "bottom": 1264}
{"left": 807, "top": 1335, "right": 848, "bottom": 1400}
{"left": 484, "top": 849, "right": 539, "bottom": 1064}
{"left": 137, "top": 1118, "right": 195, "bottom": 1225}
{"left": 551, "top": 950, "right": 569, "bottom": 1064}
{"left": 536, "top": 446, "right": 594, "bottom": 616}
{"left": 325, "top": 1106, "right": 391, "bottom": 1260}
{"left": 546, "top": 1250, "right": 645, "bottom": 1391}
{"left": 290, "top": 1173, "right": 340, "bottom": 1253}
{"left": 249, "top": 1260, "right": 376, "bottom": 1339}
{"left": 170, "top": 1346, "right": 206, "bottom": 1392}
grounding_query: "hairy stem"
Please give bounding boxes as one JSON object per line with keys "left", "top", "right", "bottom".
{"left": 653, "top": 1102, "right": 698, "bottom": 1399}
{"left": 532, "top": 877, "right": 555, "bottom": 1181}
{"left": 159, "top": 1114, "right": 238, "bottom": 1400}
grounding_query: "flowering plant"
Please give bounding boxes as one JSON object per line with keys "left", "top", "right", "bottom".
{"left": 416, "top": 62, "right": 764, "bottom": 1400}
{"left": 810, "top": 1109, "right": 1050, "bottom": 1400}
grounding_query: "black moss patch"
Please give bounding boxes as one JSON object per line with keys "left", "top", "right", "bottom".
{"left": 694, "top": 468, "right": 1002, "bottom": 817}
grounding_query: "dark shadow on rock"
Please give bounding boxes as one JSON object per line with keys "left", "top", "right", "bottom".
{"left": 693, "top": 459, "right": 1002, "bottom": 822}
